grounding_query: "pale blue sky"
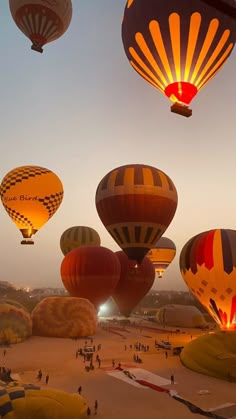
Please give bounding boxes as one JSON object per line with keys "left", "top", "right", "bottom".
{"left": 1, "top": 1, "right": 236, "bottom": 291}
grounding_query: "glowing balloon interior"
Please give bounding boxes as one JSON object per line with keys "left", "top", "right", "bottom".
{"left": 147, "top": 236, "right": 176, "bottom": 278}
{"left": 180, "top": 229, "right": 236, "bottom": 330}
{"left": 96, "top": 164, "right": 178, "bottom": 265}
{"left": 122, "top": 0, "right": 236, "bottom": 116}
{"left": 9, "top": 0, "right": 72, "bottom": 53}
{"left": 0, "top": 165, "right": 64, "bottom": 244}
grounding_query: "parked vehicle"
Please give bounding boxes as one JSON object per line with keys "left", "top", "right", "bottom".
{"left": 173, "top": 346, "right": 184, "bottom": 355}
{"left": 156, "top": 340, "right": 171, "bottom": 350}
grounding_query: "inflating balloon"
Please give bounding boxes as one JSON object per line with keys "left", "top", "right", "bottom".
{"left": 0, "top": 165, "right": 63, "bottom": 244}
{"left": 147, "top": 236, "right": 176, "bottom": 278}
{"left": 0, "top": 383, "right": 87, "bottom": 419}
{"left": 31, "top": 297, "right": 97, "bottom": 338}
{"left": 180, "top": 229, "right": 236, "bottom": 330}
{"left": 96, "top": 164, "right": 177, "bottom": 265}
{"left": 0, "top": 301, "right": 32, "bottom": 344}
{"left": 122, "top": 0, "right": 236, "bottom": 116}
{"left": 60, "top": 226, "right": 101, "bottom": 256}
{"left": 61, "top": 246, "right": 121, "bottom": 309}
{"left": 9, "top": 0, "right": 73, "bottom": 53}
{"left": 112, "top": 251, "right": 155, "bottom": 317}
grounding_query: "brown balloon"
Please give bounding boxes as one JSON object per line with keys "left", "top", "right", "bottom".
{"left": 112, "top": 251, "right": 155, "bottom": 317}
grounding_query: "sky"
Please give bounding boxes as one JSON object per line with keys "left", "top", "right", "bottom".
{"left": 1, "top": 0, "right": 236, "bottom": 292}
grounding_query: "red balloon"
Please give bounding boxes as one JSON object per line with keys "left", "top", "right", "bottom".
{"left": 60, "top": 246, "right": 121, "bottom": 309}
{"left": 112, "top": 251, "right": 155, "bottom": 317}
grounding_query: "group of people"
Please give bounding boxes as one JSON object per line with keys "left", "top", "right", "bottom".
{"left": 37, "top": 369, "right": 49, "bottom": 384}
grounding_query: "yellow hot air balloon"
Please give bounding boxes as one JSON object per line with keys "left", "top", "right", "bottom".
{"left": 147, "top": 236, "right": 176, "bottom": 278}
{"left": 60, "top": 226, "right": 101, "bottom": 256}
{"left": 0, "top": 165, "right": 63, "bottom": 244}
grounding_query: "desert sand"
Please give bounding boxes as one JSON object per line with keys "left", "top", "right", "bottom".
{"left": 1, "top": 323, "right": 236, "bottom": 419}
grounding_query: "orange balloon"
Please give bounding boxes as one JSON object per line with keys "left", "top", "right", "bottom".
{"left": 60, "top": 246, "right": 121, "bottom": 309}
{"left": 112, "top": 251, "right": 155, "bottom": 317}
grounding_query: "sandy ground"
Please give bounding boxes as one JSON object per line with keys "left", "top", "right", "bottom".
{"left": 1, "top": 324, "right": 236, "bottom": 419}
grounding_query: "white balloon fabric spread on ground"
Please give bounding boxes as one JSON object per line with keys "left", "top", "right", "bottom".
{"left": 31, "top": 297, "right": 97, "bottom": 338}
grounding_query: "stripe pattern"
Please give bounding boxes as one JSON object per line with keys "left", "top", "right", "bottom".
{"left": 122, "top": 0, "right": 236, "bottom": 105}
{"left": 60, "top": 226, "right": 101, "bottom": 255}
{"left": 180, "top": 229, "right": 236, "bottom": 330}
{"left": 96, "top": 164, "right": 177, "bottom": 263}
{"left": 9, "top": 1, "right": 72, "bottom": 51}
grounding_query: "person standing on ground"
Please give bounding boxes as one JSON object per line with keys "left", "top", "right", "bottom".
{"left": 45, "top": 374, "right": 49, "bottom": 384}
{"left": 78, "top": 386, "right": 82, "bottom": 394}
{"left": 87, "top": 407, "right": 91, "bottom": 416}
{"left": 171, "top": 374, "right": 174, "bottom": 384}
{"left": 94, "top": 400, "right": 98, "bottom": 415}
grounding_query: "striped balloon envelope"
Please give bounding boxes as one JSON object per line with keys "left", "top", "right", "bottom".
{"left": 95, "top": 164, "right": 178, "bottom": 265}
{"left": 60, "top": 226, "right": 101, "bottom": 256}
{"left": 180, "top": 229, "right": 236, "bottom": 330}
{"left": 0, "top": 165, "right": 64, "bottom": 244}
{"left": 147, "top": 236, "right": 176, "bottom": 278}
{"left": 122, "top": 0, "right": 236, "bottom": 116}
{"left": 9, "top": 0, "right": 72, "bottom": 53}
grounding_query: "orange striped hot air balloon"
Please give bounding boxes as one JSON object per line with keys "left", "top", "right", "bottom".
{"left": 147, "top": 236, "right": 176, "bottom": 278}
{"left": 180, "top": 229, "right": 236, "bottom": 331}
{"left": 9, "top": 0, "right": 72, "bottom": 53}
{"left": 0, "top": 165, "right": 63, "bottom": 244}
{"left": 122, "top": 0, "right": 236, "bottom": 116}
{"left": 95, "top": 164, "right": 178, "bottom": 265}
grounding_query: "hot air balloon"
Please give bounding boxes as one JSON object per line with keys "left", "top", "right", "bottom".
{"left": 60, "top": 226, "right": 101, "bottom": 256}
{"left": 95, "top": 164, "right": 178, "bottom": 265}
{"left": 147, "top": 236, "right": 176, "bottom": 278}
{"left": 122, "top": 0, "right": 236, "bottom": 116}
{"left": 112, "top": 251, "right": 155, "bottom": 317}
{"left": 0, "top": 165, "right": 63, "bottom": 244}
{"left": 9, "top": 0, "right": 73, "bottom": 53}
{"left": 60, "top": 246, "right": 121, "bottom": 309}
{"left": 180, "top": 229, "right": 236, "bottom": 331}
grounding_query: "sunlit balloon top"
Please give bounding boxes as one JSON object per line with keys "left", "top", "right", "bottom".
{"left": 95, "top": 163, "right": 178, "bottom": 265}
{"left": 60, "top": 226, "right": 101, "bottom": 255}
{"left": 0, "top": 165, "right": 63, "bottom": 244}
{"left": 9, "top": 0, "right": 73, "bottom": 53}
{"left": 180, "top": 229, "right": 236, "bottom": 330}
{"left": 122, "top": 0, "right": 236, "bottom": 116}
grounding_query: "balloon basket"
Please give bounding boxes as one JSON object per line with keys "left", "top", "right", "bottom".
{"left": 171, "top": 103, "right": 192, "bottom": 117}
{"left": 21, "top": 239, "right": 34, "bottom": 245}
{"left": 31, "top": 44, "right": 43, "bottom": 53}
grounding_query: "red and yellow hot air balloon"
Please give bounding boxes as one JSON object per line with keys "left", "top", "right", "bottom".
{"left": 147, "top": 236, "right": 176, "bottom": 278}
{"left": 180, "top": 229, "right": 236, "bottom": 330}
{"left": 0, "top": 165, "right": 63, "bottom": 244}
{"left": 122, "top": 0, "right": 236, "bottom": 116}
{"left": 60, "top": 246, "right": 121, "bottom": 309}
{"left": 60, "top": 226, "right": 101, "bottom": 256}
{"left": 112, "top": 251, "right": 155, "bottom": 317}
{"left": 9, "top": 0, "right": 72, "bottom": 53}
{"left": 95, "top": 164, "right": 178, "bottom": 265}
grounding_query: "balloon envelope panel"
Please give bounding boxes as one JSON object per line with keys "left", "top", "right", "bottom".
{"left": 147, "top": 236, "right": 176, "bottom": 277}
{"left": 180, "top": 229, "right": 236, "bottom": 330}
